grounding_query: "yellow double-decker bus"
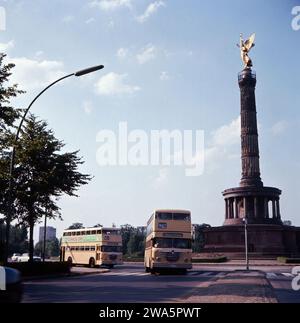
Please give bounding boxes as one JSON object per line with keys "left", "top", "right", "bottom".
{"left": 60, "top": 227, "right": 123, "bottom": 268}
{"left": 144, "top": 209, "right": 192, "bottom": 274}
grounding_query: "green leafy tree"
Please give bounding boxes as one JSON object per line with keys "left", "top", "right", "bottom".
{"left": 192, "top": 224, "right": 211, "bottom": 253}
{"left": 14, "top": 115, "right": 91, "bottom": 262}
{"left": 34, "top": 237, "right": 60, "bottom": 258}
{"left": 0, "top": 221, "right": 28, "bottom": 259}
{"left": 0, "top": 53, "right": 24, "bottom": 259}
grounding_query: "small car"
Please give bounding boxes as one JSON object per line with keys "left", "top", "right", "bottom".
{"left": 11, "top": 253, "right": 21, "bottom": 262}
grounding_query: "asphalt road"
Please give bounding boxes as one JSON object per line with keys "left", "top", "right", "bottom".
{"left": 22, "top": 263, "right": 300, "bottom": 303}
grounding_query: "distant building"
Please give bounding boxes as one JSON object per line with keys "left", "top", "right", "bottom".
{"left": 39, "top": 226, "right": 56, "bottom": 242}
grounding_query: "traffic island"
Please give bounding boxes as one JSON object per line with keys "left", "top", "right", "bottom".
{"left": 184, "top": 270, "right": 277, "bottom": 303}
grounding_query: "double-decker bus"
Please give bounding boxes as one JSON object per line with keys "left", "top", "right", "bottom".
{"left": 144, "top": 209, "right": 192, "bottom": 274}
{"left": 60, "top": 227, "right": 123, "bottom": 268}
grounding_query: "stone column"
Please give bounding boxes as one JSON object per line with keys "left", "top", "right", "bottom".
{"left": 243, "top": 197, "right": 247, "bottom": 218}
{"left": 235, "top": 198, "right": 239, "bottom": 219}
{"left": 276, "top": 199, "right": 280, "bottom": 219}
{"left": 272, "top": 199, "right": 276, "bottom": 219}
{"left": 264, "top": 198, "right": 269, "bottom": 218}
{"left": 254, "top": 197, "right": 258, "bottom": 218}
{"left": 225, "top": 199, "right": 228, "bottom": 219}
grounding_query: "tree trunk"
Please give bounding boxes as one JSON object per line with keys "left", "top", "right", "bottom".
{"left": 29, "top": 218, "right": 34, "bottom": 263}
{"left": 4, "top": 219, "right": 11, "bottom": 264}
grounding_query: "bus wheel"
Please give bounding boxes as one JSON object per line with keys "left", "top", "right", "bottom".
{"left": 89, "top": 257, "right": 96, "bottom": 268}
{"left": 67, "top": 257, "right": 73, "bottom": 267}
{"left": 108, "top": 264, "right": 114, "bottom": 269}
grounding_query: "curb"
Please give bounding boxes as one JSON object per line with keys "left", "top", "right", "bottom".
{"left": 23, "top": 269, "right": 110, "bottom": 281}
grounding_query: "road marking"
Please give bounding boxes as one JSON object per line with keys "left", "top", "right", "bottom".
{"left": 266, "top": 273, "right": 277, "bottom": 279}
{"left": 105, "top": 271, "right": 148, "bottom": 276}
{"left": 266, "top": 272, "right": 295, "bottom": 279}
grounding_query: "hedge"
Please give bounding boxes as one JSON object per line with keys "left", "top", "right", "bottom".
{"left": 192, "top": 256, "right": 228, "bottom": 263}
{"left": 8, "top": 261, "right": 71, "bottom": 277}
{"left": 277, "top": 257, "right": 300, "bottom": 264}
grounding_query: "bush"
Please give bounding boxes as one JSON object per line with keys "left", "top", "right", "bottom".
{"left": 192, "top": 256, "right": 228, "bottom": 263}
{"left": 8, "top": 261, "right": 71, "bottom": 277}
{"left": 277, "top": 257, "right": 300, "bottom": 264}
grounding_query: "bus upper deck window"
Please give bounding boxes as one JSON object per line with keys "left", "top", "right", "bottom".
{"left": 157, "top": 212, "right": 172, "bottom": 220}
{"left": 173, "top": 213, "right": 190, "bottom": 221}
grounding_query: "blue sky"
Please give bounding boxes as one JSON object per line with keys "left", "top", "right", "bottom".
{"left": 1, "top": 0, "right": 300, "bottom": 240}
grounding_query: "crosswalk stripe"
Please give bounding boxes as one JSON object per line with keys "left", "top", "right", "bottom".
{"left": 282, "top": 273, "right": 294, "bottom": 277}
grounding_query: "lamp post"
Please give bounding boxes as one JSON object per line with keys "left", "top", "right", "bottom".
{"left": 4, "top": 65, "right": 104, "bottom": 264}
{"left": 243, "top": 218, "right": 249, "bottom": 271}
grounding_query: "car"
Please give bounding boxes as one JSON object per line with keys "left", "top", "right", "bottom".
{"left": 11, "top": 253, "right": 21, "bottom": 262}
{"left": 0, "top": 266, "right": 23, "bottom": 303}
{"left": 17, "top": 253, "right": 42, "bottom": 262}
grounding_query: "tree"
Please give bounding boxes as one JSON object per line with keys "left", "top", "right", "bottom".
{"left": 120, "top": 224, "right": 145, "bottom": 257}
{"left": 34, "top": 237, "right": 60, "bottom": 258}
{"left": 14, "top": 115, "right": 91, "bottom": 262}
{"left": 192, "top": 224, "right": 211, "bottom": 253}
{"left": 67, "top": 223, "right": 84, "bottom": 230}
{"left": 0, "top": 53, "right": 24, "bottom": 259}
{"left": 0, "top": 221, "right": 28, "bottom": 260}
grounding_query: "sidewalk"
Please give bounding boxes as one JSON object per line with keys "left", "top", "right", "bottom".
{"left": 184, "top": 270, "right": 277, "bottom": 303}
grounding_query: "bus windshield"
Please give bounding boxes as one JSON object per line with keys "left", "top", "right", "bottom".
{"left": 101, "top": 246, "right": 122, "bottom": 252}
{"left": 153, "top": 238, "right": 191, "bottom": 249}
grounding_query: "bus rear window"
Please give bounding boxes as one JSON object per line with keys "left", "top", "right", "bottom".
{"left": 173, "top": 213, "right": 190, "bottom": 221}
{"left": 156, "top": 212, "right": 172, "bottom": 220}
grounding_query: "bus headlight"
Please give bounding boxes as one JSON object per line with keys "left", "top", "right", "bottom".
{"left": 155, "top": 257, "right": 161, "bottom": 261}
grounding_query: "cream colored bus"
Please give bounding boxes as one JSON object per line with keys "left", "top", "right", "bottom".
{"left": 144, "top": 209, "right": 192, "bottom": 274}
{"left": 60, "top": 227, "right": 123, "bottom": 268}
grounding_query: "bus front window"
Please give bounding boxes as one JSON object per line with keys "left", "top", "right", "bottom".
{"left": 153, "top": 238, "right": 172, "bottom": 248}
{"left": 173, "top": 239, "right": 191, "bottom": 249}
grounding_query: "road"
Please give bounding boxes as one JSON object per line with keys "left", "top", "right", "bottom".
{"left": 22, "top": 263, "right": 300, "bottom": 303}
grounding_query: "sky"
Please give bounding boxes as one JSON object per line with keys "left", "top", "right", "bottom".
{"left": 0, "top": 0, "right": 300, "bottom": 242}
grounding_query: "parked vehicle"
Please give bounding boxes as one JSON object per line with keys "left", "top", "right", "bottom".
{"left": 17, "top": 253, "right": 42, "bottom": 262}
{"left": 11, "top": 253, "right": 21, "bottom": 262}
{"left": 0, "top": 266, "right": 23, "bottom": 303}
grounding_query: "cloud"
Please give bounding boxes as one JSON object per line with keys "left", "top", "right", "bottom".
{"left": 0, "top": 40, "right": 15, "bottom": 52}
{"left": 90, "top": 0, "right": 132, "bottom": 11}
{"left": 204, "top": 116, "right": 241, "bottom": 171}
{"left": 152, "top": 168, "right": 169, "bottom": 188}
{"left": 210, "top": 116, "right": 240, "bottom": 147}
{"left": 116, "top": 47, "right": 129, "bottom": 59}
{"left": 95, "top": 72, "right": 140, "bottom": 96}
{"left": 136, "top": 44, "right": 157, "bottom": 64}
{"left": 9, "top": 57, "right": 65, "bottom": 91}
{"left": 271, "top": 120, "right": 288, "bottom": 136}
{"left": 160, "top": 71, "right": 170, "bottom": 81}
{"left": 136, "top": 1, "right": 165, "bottom": 23}
{"left": 85, "top": 17, "right": 96, "bottom": 24}
{"left": 62, "top": 15, "right": 75, "bottom": 23}
{"left": 83, "top": 101, "right": 93, "bottom": 115}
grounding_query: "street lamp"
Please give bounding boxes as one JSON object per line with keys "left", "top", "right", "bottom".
{"left": 4, "top": 65, "right": 104, "bottom": 264}
{"left": 243, "top": 217, "right": 249, "bottom": 271}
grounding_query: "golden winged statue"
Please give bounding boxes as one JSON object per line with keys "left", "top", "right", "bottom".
{"left": 237, "top": 33, "right": 255, "bottom": 69}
